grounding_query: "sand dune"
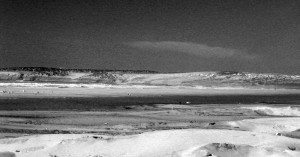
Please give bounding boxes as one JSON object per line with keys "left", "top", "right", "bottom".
{"left": 1, "top": 128, "right": 300, "bottom": 157}
{"left": 1, "top": 116, "right": 300, "bottom": 157}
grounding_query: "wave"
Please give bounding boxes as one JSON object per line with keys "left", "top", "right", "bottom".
{"left": 243, "top": 106, "right": 300, "bottom": 116}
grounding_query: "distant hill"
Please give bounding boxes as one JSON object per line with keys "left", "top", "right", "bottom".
{"left": 0, "top": 67, "right": 299, "bottom": 89}
{"left": 0, "top": 67, "right": 158, "bottom": 75}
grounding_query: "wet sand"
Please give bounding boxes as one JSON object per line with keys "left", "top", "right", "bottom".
{"left": 0, "top": 104, "right": 287, "bottom": 138}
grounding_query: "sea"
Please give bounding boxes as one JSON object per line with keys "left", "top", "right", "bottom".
{"left": 0, "top": 94, "right": 299, "bottom": 111}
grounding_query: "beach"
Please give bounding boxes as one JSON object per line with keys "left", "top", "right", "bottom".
{"left": 1, "top": 84, "right": 300, "bottom": 98}
{"left": 0, "top": 85, "right": 300, "bottom": 156}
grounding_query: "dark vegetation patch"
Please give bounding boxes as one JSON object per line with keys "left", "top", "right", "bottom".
{"left": 218, "top": 71, "right": 240, "bottom": 75}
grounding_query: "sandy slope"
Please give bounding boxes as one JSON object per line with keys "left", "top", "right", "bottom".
{"left": 1, "top": 116, "right": 300, "bottom": 157}
{"left": 0, "top": 128, "right": 299, "bottom": 157}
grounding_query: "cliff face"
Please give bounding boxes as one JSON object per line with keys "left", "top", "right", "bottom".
{"left": 0, "top": 67, "right": 299, "bottom": 89}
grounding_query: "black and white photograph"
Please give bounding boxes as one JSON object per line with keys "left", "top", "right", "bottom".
{"left": 0, "top": 0, "right": 300, "bottom": 156}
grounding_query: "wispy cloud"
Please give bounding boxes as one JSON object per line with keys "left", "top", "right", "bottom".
{"left": 125, "top": 41, "right": 255, "bottom": 59}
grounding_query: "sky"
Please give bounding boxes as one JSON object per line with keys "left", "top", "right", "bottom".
{"left": 1, "top": 0, "right": 299, "bottom": 74}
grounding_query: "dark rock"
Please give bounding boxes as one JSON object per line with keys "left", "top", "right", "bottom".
{"left": 209, "top": 122, "right": 216, "bottom": 125}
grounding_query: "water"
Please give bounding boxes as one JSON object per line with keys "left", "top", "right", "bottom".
{"left": 0, "top": 94, "right": 299, "bottom": 111}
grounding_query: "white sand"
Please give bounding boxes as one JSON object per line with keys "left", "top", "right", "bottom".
{"left": 1, "top": 117, "right": 300, "bottom": 157}
{"left": 226, "top": 117, "right": 300, "bottom": 134}
{"left": 242, "top": 106, "right": 300, "bottom": 116}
